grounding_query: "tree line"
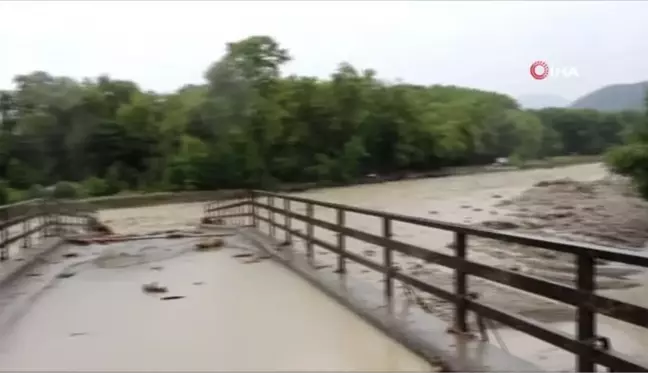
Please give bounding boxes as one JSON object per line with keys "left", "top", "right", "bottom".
{"left": 605, "top": 95, "right": 648, "bottom": 198}
{"left": 0, "top": 35, "right": 643, "bottom": 201}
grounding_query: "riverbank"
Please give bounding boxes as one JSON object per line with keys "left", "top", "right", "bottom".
{"left": 276, "top": 155, "right": 602, "bottom": 193}
{"left": 67, "top": 155, "right": 601, "bottom": 211}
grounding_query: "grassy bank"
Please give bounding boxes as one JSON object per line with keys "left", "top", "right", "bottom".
{"left": 2, "top": 155, "right": 602, "bottom": 211}
{"left": 85, "top": 155, "right": 603, "bottom": 210}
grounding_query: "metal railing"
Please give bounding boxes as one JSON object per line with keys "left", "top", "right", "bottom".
{"left": 204, "top": 190, "right": 648, "bottom": 372}
{"left": 0, "top": 198, "right": 96, "bottom": 262}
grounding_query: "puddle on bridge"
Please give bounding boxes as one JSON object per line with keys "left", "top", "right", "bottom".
{"left": 0, "top": 237, "right": 433, "bottom": 371}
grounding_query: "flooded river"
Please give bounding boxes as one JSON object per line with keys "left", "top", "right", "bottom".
{"left": 1, "top": 163, "right": 646, "bottom": 371}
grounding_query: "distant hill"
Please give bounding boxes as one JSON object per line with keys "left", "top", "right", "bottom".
{"left": 517, "top": 94, "right": 570, "bottom": 109}
{"left": 570, "top": 82, "right": 648, "bottom": 111}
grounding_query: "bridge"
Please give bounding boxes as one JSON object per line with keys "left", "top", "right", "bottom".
{"left": 0, "top": 191, "right": 647, "bottom": 371}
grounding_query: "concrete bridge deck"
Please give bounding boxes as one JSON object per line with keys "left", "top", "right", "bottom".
{"left": 0, "top": 230, "right": 434, "bottom": 371}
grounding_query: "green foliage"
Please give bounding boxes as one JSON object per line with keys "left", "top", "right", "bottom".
{"left": 605, "top": 93, "right": 648, "bottom": 198}
{"left": 0, "top": 181, "right": 9, "bottom": 205}
{"left": 0, "top": 36, "right": 639, "bottom": 199}
{"left": 27, "top": 184, "right": 46, "bottom": 199}
{"left": 52, "top": 181, "right": 83, "bottom": 199}
{"left": 82, "top": 177, "right": 111, "bottom": 197}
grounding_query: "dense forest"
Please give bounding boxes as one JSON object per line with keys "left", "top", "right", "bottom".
{"left": 0, "top": 36, "right": 643, "bottom": 201}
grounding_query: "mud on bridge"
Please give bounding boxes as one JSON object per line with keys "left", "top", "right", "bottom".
{"left": 0, "top": 198, "right": 435, "bottom": 371}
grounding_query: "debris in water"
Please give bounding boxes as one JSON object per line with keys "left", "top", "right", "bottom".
{"left": 232, "top": 253, "right": 253, "bottom": 259}
{"left": 66, "top": 238, "right": 91, "bottom": 246}
{"left": 150, "top": 266, "right": 164, "bottom": 271}
{"left": 63, "top": 252, "right": 80, "bottom": 258}
{"left": 57, "top": 272, "right": 76, "bottom": 279}
{"left": 160, "top": 295, "right": 185, "bottom": 301}
{"left": 26, "top": 273, "right": 42, "bottom": 277}
{"left": 480, "top": 220, "right": 520, "bottom": 230}
{"left": 192, "top": 282, "right": 204, "bottom": 286}
{"left": 88, "top": 217, "right": 114, "bottom": 235}
{"left": 142, "top": 282, "right": 168, "bottom": 293}
{"left": 69, "top": 332, "right": 87, "bottom": 337}
{"left": 362, "top": 249, "right": 376, "bottom": 257}
{"left": 201, "top": 216, "right": 224, "bottom": 225}
{"left": 243, "top": 257, "right": 263, "bottom": 264}
{"left": 195, "top": 237, "right": 225, "bottom": 251}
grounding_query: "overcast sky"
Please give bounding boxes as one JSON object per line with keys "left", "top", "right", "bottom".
{"left": 1, "top": 1, "right": 647, "bottom": 101}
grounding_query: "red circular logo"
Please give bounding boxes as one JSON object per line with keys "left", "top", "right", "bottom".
{"left": 530, "top": 61, "right": 549, "bottom": 80}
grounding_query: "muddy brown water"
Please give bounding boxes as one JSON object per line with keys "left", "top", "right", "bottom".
{"left": 1, "top": 163, "right": 646, "bottom": 371}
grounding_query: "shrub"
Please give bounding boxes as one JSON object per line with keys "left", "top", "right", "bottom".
{"left": 82, "top": 177, "right": 110, "bottom": 197}
{"left": 52, "top": 181, "right": 83, "bottom": 199}
{"left": 27, "top": 184, "right": 46, "bottom": 199}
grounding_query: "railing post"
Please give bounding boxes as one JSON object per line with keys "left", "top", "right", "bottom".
{"left": 0, "top": 208, "right": 7, "bottom": 262}
{"left": 269, "top": 195, "right": 276, "bottom": 237}
{"left": 249, "top": 191, "right": 257, "bottom": 228}
{"left": 238, "top": 196, "right": 244, "bottom": 226}
{"left": 453, "top": 232, "right": 468, "bottom": 333}
{"left": 382, "top": 217, "right": 394, "bottom": 299}
{"left": 53, "top": 202, "right": 61, "bottom": 237}
{"left": 337, "top": 208, "right": 346, "bottom": 274}
{"left": 284, "top": 199, "right": 292, "bottom": 243}
{"left": 383, "top": 217, "right": 393, "bottom": 298}
{"left": 22, "top": 210, "right": 31, "bottom": 249}
{"left": 214, "top": 199, "right": 221, "bottom": 222}
{"left": 39, "top": 199, "right": 46, "bottom": 239}
{"left": 306, "top": 203, "right": 314, "bottom": 262}
{"left": 576, "top": 253, "right": 596, "bottom": 372}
